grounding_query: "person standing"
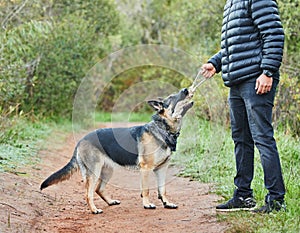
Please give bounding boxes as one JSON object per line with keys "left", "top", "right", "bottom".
{"left": 201, "top": 0, "right": 286, "bottom": 213}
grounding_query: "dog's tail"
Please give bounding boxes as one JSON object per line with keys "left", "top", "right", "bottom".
{"left": 40, "top": 147, "right": 79, "bottom": 190}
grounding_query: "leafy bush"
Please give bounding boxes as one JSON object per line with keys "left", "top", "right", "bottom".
{"left": 0, "top": 18, "right": 97, "bottom": 117}
{"left": 0, "top": 20, "right": 51, "bottom": 116}
{"left": 32, "top": 16, "right": 100, "bottom": 117}
{"left": 0, "top": 0, "right": 120, "bottom": 118}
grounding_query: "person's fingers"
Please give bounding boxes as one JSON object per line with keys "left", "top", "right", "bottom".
{"left": 201, "top": 64, "right": 216, "bottom": 79}
{"left": 266, "top": 83, "right": 272, "bottom": 92}
{"left": 256, "top": 75, "right": 273, "bottom": 95}
{"left": 201, "top": 67, "right": 210, "bottom": 78}
{"left": 256, "top": 82, "right": 272, "bottom": 95}
{"left": 256, "top": 80, "right": 264, "bottom": 95}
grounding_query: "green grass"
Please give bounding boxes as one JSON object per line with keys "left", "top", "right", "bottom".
{"left": 175, "top": 115, "right": 300, "bottom": 233}
{"left": 0, "top": 117, "right": 73, "bottom": 174}
{"left": 0, "top": 117, "right": 50, "bottom": 174}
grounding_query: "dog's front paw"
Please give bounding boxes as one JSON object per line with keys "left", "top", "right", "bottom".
{"left": 108, "top": 200, "right": 121, "bottom": 206}
{"left": 164, "top": 203, "right": 178, "bottom": 209}
{"left": 91, "top": 208, "right": 103, "bottom": 214}
{"left": 144, "top": 203, "right": 156, "bottom": 209}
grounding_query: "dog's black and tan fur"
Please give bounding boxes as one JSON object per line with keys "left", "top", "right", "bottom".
{"left": 40, "top": 88, "right": 193, "bottom": 214}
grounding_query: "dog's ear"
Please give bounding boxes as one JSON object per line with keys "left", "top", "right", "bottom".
{"left": 147, "top": 100, "right": 164, "bottom": 112}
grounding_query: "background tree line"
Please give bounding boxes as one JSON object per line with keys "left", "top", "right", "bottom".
{"left": 0, "top": 0, "right": 299, "bottom": 136}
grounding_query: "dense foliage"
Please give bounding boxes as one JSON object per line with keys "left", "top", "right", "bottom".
{"left": 0, "top": 0, "right": 119, "bottom": 117}
{"left": 0, "top": 0, "right": 299, "bottom": 135}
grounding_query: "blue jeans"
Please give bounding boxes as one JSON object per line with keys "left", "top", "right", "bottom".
{"left": 229, "top": 80, "right": 285, "bottom": 202}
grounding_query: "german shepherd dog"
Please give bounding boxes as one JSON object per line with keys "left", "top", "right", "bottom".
{"left": 40, "top": 88, "right": 193, "bottom": 214}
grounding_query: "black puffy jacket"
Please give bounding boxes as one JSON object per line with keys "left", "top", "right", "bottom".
{"left": 208, "top": 0, "right": 284, "bottom": 87}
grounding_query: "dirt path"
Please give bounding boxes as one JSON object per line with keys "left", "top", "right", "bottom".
{"left": 0, "top": 123, "right": 228, "bottom": 233}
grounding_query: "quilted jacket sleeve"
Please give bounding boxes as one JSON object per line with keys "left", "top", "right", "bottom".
{"left": 208, "top": 50, "right": 222, "bottom": 73}
{"left": 250, "top": 0, "right": 284, "bottom": 73}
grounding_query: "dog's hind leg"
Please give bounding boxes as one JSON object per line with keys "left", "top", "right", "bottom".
{"left": 86, "top": 173, "right": 103, "bottom": 214}
{"left": 154, "top": 164, "right": 178, "bottom": 209}
{"left": 95, "top": 165, "right": 120, "bottom": 206}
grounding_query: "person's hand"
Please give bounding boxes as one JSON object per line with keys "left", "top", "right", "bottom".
{"left": 255, "top": 74, "right": 273, "bottom": 95}
{"left": 201, "top": 63, "right": 216, "bottom": 79}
